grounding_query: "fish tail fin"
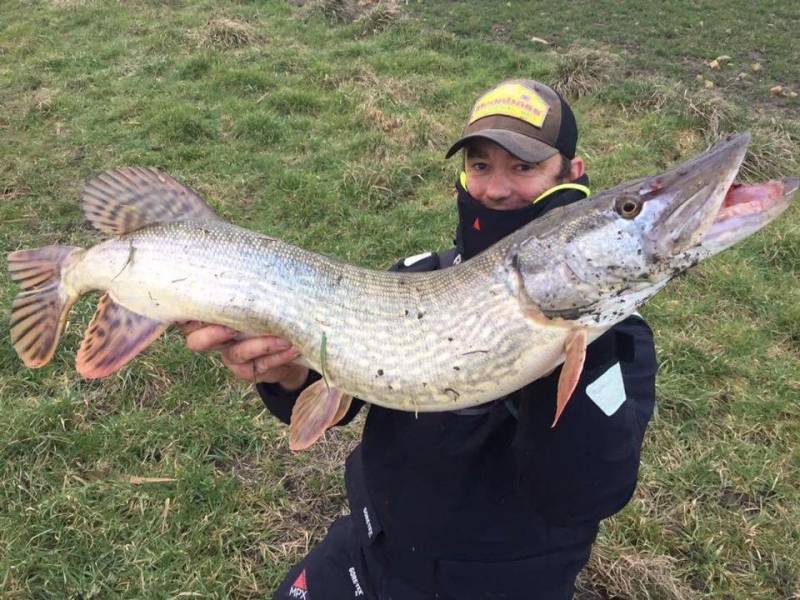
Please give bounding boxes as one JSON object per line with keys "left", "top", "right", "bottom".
{"left": 8, "top": 245, "right": 85, "bottom": 368}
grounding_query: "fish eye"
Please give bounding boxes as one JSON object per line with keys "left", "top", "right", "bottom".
{"left": 615, "top": 197, "right": 643, "bottom": 219}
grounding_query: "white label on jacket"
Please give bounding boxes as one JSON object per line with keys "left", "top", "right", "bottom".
{"left": 362, "top": 506, "right": 374, "bottom": 538}
{"left": 403, "top": 252, "right": 433, "bottom": 267}
{"left": 348, "top": 567, "right": 365, "bottom": 596}
{"left": 586, "top": 362, "right": 626, "bottom": 416}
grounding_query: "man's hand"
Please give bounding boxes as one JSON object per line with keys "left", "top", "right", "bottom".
{"left": 179, "top": 322, "right": 308, "bottom": 390}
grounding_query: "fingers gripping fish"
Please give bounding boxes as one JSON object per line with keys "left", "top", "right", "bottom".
{"left": 7, "top": 133, "right": 798, "bottom": 450}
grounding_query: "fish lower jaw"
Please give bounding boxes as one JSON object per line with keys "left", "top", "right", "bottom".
{"left": 699, "top": 181, "right": 794, "bottom": 249}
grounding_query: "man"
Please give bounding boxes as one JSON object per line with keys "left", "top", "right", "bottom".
{"left": 184, "top": 80, "right": 657, "bottom": 599}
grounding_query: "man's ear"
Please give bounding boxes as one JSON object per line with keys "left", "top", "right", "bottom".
{"left": 569, "top": 156, "right": 585, "bottom": 180}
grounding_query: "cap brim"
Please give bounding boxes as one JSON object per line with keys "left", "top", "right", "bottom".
{"left": 445, "top": 130, "right": 559, "bottom": 163}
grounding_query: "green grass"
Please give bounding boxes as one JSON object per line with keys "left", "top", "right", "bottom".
{"left": 1, "top": 1, "right": 799, "bottom": 597}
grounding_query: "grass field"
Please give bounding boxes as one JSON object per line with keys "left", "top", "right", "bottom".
{"left": 1, "top": 1, "right": 799, "bottom": 598}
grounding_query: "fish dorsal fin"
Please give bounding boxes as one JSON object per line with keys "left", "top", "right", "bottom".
{"left": 81, "top": 167, "right": 219, "bottom": 236}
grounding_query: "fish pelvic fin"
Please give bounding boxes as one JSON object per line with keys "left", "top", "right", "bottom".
{"left": 76, "top": 292, "right": 168, "bottom": 379}
{"left": 552, "top": 328, "right": 588, "bottom": 428}
{"left": 289, "top": 379, "right": 353, "bottom": 451}
{"left": 8, "top": 245, "right": 84, "bottom": 368}
{"left": 81, "top": 167, "right": 219, "bottom": 236}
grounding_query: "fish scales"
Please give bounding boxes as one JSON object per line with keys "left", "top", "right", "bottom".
{"left": 67, "top": 220, "right": 554, "bottom": 410}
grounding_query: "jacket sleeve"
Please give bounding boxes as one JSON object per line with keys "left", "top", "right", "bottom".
{"left": 512, "top": 316, "right": 658, "bottom": 525}
{"left": 256, "top": 251, "right": 445, "bottom": 425}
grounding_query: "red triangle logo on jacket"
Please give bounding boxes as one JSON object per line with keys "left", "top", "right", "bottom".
{"left": 473, "top": 217, "right": 481, "bottom": 231}
{"left": 292, "top": 569, "right": 307, "bottom": 591}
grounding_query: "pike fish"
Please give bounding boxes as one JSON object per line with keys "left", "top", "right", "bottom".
{"left": 8, "top": 133, "right": 797, "bottom": 449}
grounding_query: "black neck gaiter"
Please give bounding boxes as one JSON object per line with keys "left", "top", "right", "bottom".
{"left": 454, "top": 174, "right": 591, "bottom": 260}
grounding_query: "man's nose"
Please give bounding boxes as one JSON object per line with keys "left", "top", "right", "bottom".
{"left": 485, "top": 172, "right": 511, "bottom": 200}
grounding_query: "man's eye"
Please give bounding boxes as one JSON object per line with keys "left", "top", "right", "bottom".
{"left": 516, "top": 162, "right": 536, "bottom": 172}
{"left": 469, "top": 162, "right": 488, "bottom": 172}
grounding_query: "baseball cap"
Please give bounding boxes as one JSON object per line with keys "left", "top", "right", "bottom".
{"left": 445, "top": 79, "right": 578, "bottom": 162}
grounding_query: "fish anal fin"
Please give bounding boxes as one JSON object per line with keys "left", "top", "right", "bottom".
{"left": 76, "top": 292, "right": 167, "bottom": 379}
{"left": 289, "top": 380, "right": 350, "bottom": 451}
{"left": 552, "top": 328, "right": 588, "bottom": 428}
{"left": 81, "top": 167, "right": 219, "bottom": 236}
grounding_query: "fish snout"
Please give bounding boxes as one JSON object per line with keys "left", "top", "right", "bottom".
{"left": 643, "top": 132, "right": 751, "bottom": 256}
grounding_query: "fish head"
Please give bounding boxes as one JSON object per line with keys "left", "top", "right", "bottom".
{"left": 512, "top": 132, "right": 797, "bottom": 326}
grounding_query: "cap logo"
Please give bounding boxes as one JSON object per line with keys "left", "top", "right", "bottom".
{"left": 468, "top": 83, "right": 549, "bottom": 128}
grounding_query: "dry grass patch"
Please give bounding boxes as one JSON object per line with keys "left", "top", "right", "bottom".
{"left": 673, "top": 128, "right": 703, "bottom": 155}
{"left": 339, "top": 67, "right": 440, "bottom": 148}
{"left": 296, "top": 0, "right": 362, "bottom": 24}
{"left": 257, "top": 421, "right": 361, "bottom": 565}
{"left": 355, "top": 94, "right": 447, "bottom": 151}
{"left": 739, "top": 123, "right": 799, "bottom": 182}
{"left": 336, "top": 66, "right": 419, "bottom": 104}
{"left": 354, "top": 1, "right": 403, "bottom": 37}
{"left": 553, "top": 46, "right": 621, "bottom": 99}
{"left": 680, "top": 88, "right": 738, "bottom": 142}
{"left": 296, "top": 0, "right": 402, "bottom": 32}
{"left": 0, "top": 181, "right": 31, "bottom": 204}
{"left": 360, "top": 98, "right": 404, "bottom": 133}
{"left": 576, "top": 544, "right": 700, "bottom": 600}
{"left": 200, "top": 18, "right": 259, "bottom": 50}
{"left": 50, "top": 0, "right": 96, "bottom": 8}
{"left": 28, "top": 87, "right": 57, "bottom": 114}
{"left": 410, "top": 109, "right": 450, "bottom": 150}
{"left": 620, "top": 77, "right": 677, "bottom": 117}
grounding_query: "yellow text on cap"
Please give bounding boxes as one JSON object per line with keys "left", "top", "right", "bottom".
{"left": 468, "top": 83, "right": 550, "bottom": 128}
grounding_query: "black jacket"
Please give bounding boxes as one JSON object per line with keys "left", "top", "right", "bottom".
{"left": 258, "top": 249, "right": 657, "bottom": 597}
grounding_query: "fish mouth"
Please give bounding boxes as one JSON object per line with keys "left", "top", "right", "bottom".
{"left": 642, "top": 132, "right": 752, "bottom": 256}
{"left": 700, "top": 176, "right": 799, "bottom": 250}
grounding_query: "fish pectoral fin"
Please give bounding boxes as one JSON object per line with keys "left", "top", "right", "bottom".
{"left": 76, "top": 292, "right": 168, "bottom": 379}
{"left": 552, "top": 328, "right": 588, "bottom": 428}
{"left": 330, "top": 391, "right": 354, "bottom": 425}
{"left": 289, "top": 379, "right": 352, "bottom": 451}
{"left": 81, "top": 167, "right": 219, "bottom": 236}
